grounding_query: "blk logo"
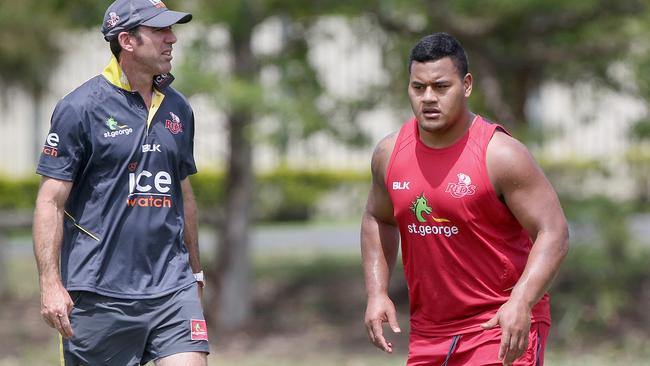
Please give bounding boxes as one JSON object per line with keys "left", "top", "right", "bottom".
{"left": 392, "top": 181, "right": 410, "bottom": 190}
{"left": 142, "top": 144, "right": 161, "bottom": 153}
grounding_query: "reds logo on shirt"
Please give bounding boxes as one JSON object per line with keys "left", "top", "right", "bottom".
{"left": 165, "top": 112, "right": 183, "bottom": 135}
{"left": 445, "top": 173, "right": 477, "bottom": 198}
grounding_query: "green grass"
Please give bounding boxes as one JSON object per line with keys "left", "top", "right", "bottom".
{"left": 210, "top": 352, "right": 407, "bottom": 366}
{"left": 2, "top": 243, "right": 650, "bottom": 365}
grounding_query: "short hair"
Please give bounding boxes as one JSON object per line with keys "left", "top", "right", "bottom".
{"left": 408, "top": 33, "right": 469, "bottom": 77}
{"left": 109, "top": 27, "right": 142, "bottom": 60}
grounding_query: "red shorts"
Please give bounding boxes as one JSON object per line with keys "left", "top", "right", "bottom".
{"left": 407, "top": 322, "right": 549, "bottom": 366}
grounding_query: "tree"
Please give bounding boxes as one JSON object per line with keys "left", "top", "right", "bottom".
{"left": 626, "top": 18, "right": 650, "bottom": 205}
{"left": 0, "top": 1, "right": 60, "bottom": 160}
{"left": 177, "top": 0, "right": 382, "bottom": 331}
{"left": 177, "top": 0, "right": 650, "bottom": 332}
{"left": 0, "top": 0, "right": 108, "bottom": 158}
{"left": 360, "top": 0, "right": 649, "bottom": 130}
{"left": 0, "top": 0, "right": 100, "bottom": 295}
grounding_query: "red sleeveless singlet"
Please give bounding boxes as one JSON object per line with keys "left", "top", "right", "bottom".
{"left": 385, "top": 115, "right": 550, "bottom": 337}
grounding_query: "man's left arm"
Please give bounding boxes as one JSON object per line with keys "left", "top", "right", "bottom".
{"left": 181, "top": 178, "right": 203, "bottom": 296}
{"left": 481, "top": 130, "right": 569, "bottom": 365}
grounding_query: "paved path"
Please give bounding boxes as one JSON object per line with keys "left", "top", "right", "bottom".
{"left": 5, "top": 222, "right": 362, "bottom": 257}
{"left": 6, "top": 216, "right": 650, "bottom": 259}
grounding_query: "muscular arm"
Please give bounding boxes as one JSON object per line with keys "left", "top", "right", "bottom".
{"left": 361, "top": 132, "right": 401, "bottom": 353}
{"left": 33, "top": 176, "right": 74, "bottom": 338}
{"left": 181, "top": 178, "right": 203, "bottom": 290}
{"left": 483, "top": 130, "right": 569, "bottom": 365}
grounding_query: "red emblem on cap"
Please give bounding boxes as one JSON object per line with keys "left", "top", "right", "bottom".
{"left": 106, "top": 12, "right": 120, "bottom": 28}
{"left": 165, "top": 112, "right": 183, "bottom": 135}
{"left": 190, "top": 319, "right": 208, "bottom": 341}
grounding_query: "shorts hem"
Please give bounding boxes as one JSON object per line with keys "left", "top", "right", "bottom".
{"left": 144, "top": 345, "right": 210, "bottom": 365}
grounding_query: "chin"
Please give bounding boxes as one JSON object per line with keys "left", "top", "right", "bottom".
{"left": 158, "top": 63, "right": 173, "bottom": 74}
{"left": 418, "top": 117, "right": 447, "bottom": 131}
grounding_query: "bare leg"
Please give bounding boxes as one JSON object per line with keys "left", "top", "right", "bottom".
{"left": 155, "top": 352, "right": 208, "bottom": 366}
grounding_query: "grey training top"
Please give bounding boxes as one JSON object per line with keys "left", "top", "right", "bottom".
{"left": 37, "top": 59, "right": 197, "bottom": 299}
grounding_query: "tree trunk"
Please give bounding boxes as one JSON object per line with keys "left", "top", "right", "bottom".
{"left": 472, "top": 55, "right": 518, "bottom": 129}
{"left": 207, "top": 30, "right": 257, "bottom": 332}
{"left": 0, "top": 232, "right": 6, "bottom": 297}
{"left": 213, "top": 108, "right": 253, "bottom": 331}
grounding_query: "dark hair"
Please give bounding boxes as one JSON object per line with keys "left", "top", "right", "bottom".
{"left": 109, "top": 27, "right": 142, "bottom": 60}
{"left": 408, "top": 33, "right": 468, "bottom": 77}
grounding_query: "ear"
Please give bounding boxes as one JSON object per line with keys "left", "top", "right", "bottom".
{"left": 463, "top": 73, "right": 473, "bottom": 98}
{"left": 117, "top": 31, "right": 135, "bottom": 53}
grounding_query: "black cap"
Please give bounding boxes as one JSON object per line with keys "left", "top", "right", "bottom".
{"left": 101, "top": 0, "right": 192, "bottom": 41}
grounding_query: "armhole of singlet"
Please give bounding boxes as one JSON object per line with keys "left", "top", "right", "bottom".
{"left": 481, "top": 122, "right": 514, "bottom": 211}
{"left": 384, "top": 120, "right": 415, "bottom": 190}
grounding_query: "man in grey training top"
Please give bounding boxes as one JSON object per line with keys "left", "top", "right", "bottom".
{"left": 32, "top": 1, "right": 208, "bottom": 364}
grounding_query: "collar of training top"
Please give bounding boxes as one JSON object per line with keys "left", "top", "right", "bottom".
{"left": 101, "top": 56, "right": 175, "bottom": 92}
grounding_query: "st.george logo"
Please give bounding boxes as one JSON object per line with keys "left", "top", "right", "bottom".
{"left": 445, "top": 173, "right": 477, "bottom": 198}
{"left": 106, "top": 117, "right": 127, "bottom": 131}
{"left": 411, "top": 193, "right": 432, "bottom": 223}
{"left": 410, "top": 193, "right": 451, "bottom": 223}
{"left": 104, "top": 117, "right": 133, "bottom": 138}
{"left": 408, "top": 193, "right": 458, "bottom": 237}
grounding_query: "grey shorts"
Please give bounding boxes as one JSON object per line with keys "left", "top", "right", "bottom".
{"left": 62, "top": 284, "right": 209, "bottom": 366}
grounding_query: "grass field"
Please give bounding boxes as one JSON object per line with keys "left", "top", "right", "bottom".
{"left": 1, "top": 241, "right": 649, "bottom": 365}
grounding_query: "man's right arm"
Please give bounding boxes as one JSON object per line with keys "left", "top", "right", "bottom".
{"left": 33, "top": 176, "right": 74, "bottom": 338}
{"left": 361, "top": 132, "right": 401, "bottom": 353}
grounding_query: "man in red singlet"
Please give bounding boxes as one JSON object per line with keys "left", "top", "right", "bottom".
{"left": 361, "top": 33, "right": 569, "bottom": 366}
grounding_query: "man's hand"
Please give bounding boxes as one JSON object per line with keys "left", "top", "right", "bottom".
{"left": 364, "top": 294, "right": 401, "bottom": 353}
{"left": 40, "top": 281, "right": 74, "bottom": 339}
{"left": 481, "top": 298, "right": 532, "bottom": 365}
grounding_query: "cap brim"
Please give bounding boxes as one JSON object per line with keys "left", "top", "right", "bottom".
{"left": 141, "top": 11, "right": 192, "bottom": 28}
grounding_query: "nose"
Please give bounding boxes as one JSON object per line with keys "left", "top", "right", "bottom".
{"left": 164, "top": 27, "right": 177, "bottom": 44}
{"left": 422, "top": 86, "right": 436, "bottom": 103}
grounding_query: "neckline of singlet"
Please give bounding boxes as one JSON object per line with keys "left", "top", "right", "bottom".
{"left": 414, "top": 115, "right": 479, "bottom": 155}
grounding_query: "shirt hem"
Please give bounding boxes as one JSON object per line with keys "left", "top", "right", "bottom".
{"left": 410, "top": 317, "right": 552, "bottom": 338}
{"left": 36, "top": 169, "right": 74, "bottom": 182}
{"left": 65, "top": 280, "right": 196, "bottom": 300}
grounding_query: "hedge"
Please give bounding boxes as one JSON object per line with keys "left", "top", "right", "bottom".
{"left": 0, "top": 169, "right": 370, "bottom": 222}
